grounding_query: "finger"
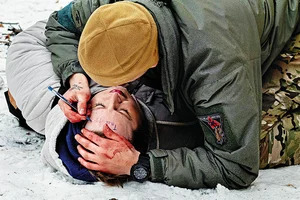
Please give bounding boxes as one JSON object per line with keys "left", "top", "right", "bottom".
{"left": 103, "top": 124, "right": 133, "bottom": 148}
{"left": 77, "top": 145, "right": 98, "bottom": 163}
{"left": 58, "top": 99, "right": 88, "bottom": 122}
{"left": 75, "top": 133, "right": 101, "bottom": 153}
{"left": 63, "top": 107, "right": 85, "bottom": 123}
{"left": 77, "top": 157, "right": 102, "bottom": 171}
{"left": 58, "top": 101, "right": 81, "bottom": 123}
{"left": 102, "top": 124, "right": 122, "bottom": 141}
{"left": 77, "top": 101, "right": 87, "bottom": 115}
{"left": 66, "top": 111, "right": 86, "bottom": 123}
{"left": 81, "top": 128, "right": 110, "bottom": 145}
{"left": 80, "top": 128, "right": 120, "bottom": 159}
{"left": 77, "top": 92, "right": 91, "bottom": 115}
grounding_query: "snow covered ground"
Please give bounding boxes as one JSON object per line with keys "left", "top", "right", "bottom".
{"left": 0, "top": 0, "right": 300, "bottom": 199}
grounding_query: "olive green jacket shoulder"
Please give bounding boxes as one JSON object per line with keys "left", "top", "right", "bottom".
{"left": 45, "top": 0, "right": 300, "bottom": 189}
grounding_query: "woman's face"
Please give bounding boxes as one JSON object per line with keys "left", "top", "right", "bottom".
{"left": 84, "top": 86, "right": 141, "bottom": 141}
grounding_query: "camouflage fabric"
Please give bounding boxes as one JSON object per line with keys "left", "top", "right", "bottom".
{"left": 260, "top": 34, "right": 300, "bottom": 169}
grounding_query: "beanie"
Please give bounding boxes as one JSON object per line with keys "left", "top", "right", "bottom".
{"left": 78, "top": 1, "right": 159, "bottom": 86}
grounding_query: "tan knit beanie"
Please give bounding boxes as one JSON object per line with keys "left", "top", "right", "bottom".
{"left": 78, "top": 1, "right": 159, "bottom": 86}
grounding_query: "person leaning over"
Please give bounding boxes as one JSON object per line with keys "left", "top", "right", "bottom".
{"left": 45, "top": 0, "right": 300, "bottom": 189}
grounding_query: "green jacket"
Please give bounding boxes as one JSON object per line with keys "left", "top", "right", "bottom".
{"left": 45, "top": 0, "right": 300, "bottom": 189}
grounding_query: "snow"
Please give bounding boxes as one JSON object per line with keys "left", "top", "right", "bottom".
{"left": 0, "top": 0, "right": 300, "bottom": 199}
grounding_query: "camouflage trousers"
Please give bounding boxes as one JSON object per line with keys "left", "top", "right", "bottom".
{"left": 260, "top": 34, "right": 300, "bottom": 169}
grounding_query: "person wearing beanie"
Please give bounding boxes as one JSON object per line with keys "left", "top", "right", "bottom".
{"left": 45, "top": 0, "right": 300, "bottom": 189}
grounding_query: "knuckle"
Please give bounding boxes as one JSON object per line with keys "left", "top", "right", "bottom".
{"left": 78, "top": 137, "right": 88, "bottom": 146}
{"left": 84, "top": 130, "right": 93, "bottom": 139}
{"left": 86, "top": 132, "right": 94, "bottom": 139}
{"left": 67, "top": 116, "right": 76, "bottom": 123}
{"left": 84, "top": 141, "right": 92, "bottom": 149}
{"left": 81, "top": 159, "right": 89, "bottom": 168}
{"left": 81, "top": 152, "right": 89, "bottom": 160}
{"left": 84, "top": 162, "right": 91, "bottom": 168}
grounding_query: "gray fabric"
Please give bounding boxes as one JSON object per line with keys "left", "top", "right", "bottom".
{"left": 5, "top": 20, "right": 71, "bottom": 177}
{"left": 6, "top": 20, "right": 60, "bottom": 134}
{"left": 41, "top": 105, "right": 70, "bottom": 177}
{"left": 6, "top": 20, "right": 105, "bottom": 134}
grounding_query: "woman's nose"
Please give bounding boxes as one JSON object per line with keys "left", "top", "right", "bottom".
{"left": 107, "top": 92, "right": 121, "bottom": 110}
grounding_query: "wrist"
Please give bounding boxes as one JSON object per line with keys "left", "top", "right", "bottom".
{"left": 69, "top": 73, "right": 89, "bottom": 87}
{"left": 130, "top": 153, "right": 151, "bottom": 183}
{"left": 125, "top": 151, "right": 140, "bottom": 175}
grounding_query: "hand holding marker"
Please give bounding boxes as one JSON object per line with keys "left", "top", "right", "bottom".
{"left": 48, "top": 86, "right": 92, "bottom": 121}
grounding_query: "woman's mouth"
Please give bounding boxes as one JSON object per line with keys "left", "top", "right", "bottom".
{"left": 109, "top": 89, "right": 126, "bottom": 98}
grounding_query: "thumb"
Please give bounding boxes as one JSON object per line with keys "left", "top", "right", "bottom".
{"left": 77, "top": 95, "right": 89, "bottom": 115}
{"left": 77, "top": 101, "right": 86, "bottom": 115}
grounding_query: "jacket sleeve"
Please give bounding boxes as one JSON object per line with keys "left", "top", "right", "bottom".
{"left": 148, "top": 65, "right": 261, "bottom": 189}
{"left": 148, "top": 0, "right": 265, "bottom": 189}
{"left": 41, "top": 105, "right": 70, "bottom": 177}
{"left": 45, "top": 0, "right": 117, "bottom": 86}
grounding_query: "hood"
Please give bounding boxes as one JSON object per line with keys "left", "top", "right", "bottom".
{"left": 135, "top": 0, "right": 181, "bottom": 113}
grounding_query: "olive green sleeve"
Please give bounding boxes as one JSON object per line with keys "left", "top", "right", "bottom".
{"left": 149, "top": 65, "right": 261, "bottom": 189}
{"left": 45, "top": 0, "right": 117, "bottom": 86}
{"left": 147, "top": 0, "right": 266, "bottom": 189}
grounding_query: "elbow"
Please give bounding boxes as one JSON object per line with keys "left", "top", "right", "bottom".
{"left": 223, "top": 164, "right": 259, "bottom": 189}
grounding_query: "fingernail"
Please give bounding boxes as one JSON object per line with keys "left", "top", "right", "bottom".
{"left": 79, "top": 108, "right": 85, "bottom": 115}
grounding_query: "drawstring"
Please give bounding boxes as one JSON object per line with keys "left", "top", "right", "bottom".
{"left": 156, "top": 120, "right": 198, "bottom": 126}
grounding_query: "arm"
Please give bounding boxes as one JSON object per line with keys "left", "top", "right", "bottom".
{"left": 144, "top": 0, "right": 263, "bottom": 189}
{"left": 45, "top": 0, "right": 118, "bottom": 121}
{"left": 149, "top": 66, "right": 261, "bottom": 189}
{"left": 45, "top": 0, "right": 117, "bottom": 86}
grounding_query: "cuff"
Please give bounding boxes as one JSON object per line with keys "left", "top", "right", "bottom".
{"left": 63, "top": 61, "right": 90, "bottom": 87}
{"left": 148, "top": 149, "right": 168, "bottom": 182}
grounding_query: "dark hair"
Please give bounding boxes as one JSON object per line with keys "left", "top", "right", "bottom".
{"left": 88, "top": 111, "right": 149, "bottom": 187}
{"left": 131, "top": 109, "right": 149, "bottom": 153}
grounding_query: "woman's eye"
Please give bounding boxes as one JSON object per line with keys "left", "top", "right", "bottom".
{"left": 94, "top": 103, "right": 105, "bottom": 108}
{"left": 120, "top": 109, "right": 130, "bottom": 118}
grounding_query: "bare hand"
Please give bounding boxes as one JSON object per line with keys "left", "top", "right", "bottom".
{"left": 75, "top": 124, "right": 140, "bottom": 175}
{"left": 58, "top": 73, "right": 91, "bottom": 123}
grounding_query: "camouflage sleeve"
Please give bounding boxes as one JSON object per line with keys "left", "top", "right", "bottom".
{"left": 45, "top": 0, "right": 117, "bottom": 86}
{"left": 260, "top": 34, "right": 300, "bottom": 169}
